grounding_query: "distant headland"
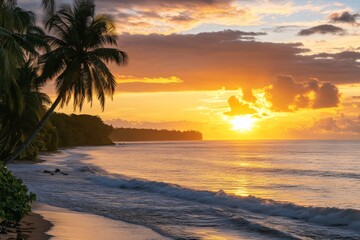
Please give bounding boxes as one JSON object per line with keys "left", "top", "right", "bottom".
{"left": 110, "top": 127, "right": 203, "bottom": 141}
{"left": 22, "top": 113, "right": 203, "bottom": 160}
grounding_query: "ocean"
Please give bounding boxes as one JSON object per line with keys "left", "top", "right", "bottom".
{"left": 10, "top": 140, "right": 360, "bottom": 239}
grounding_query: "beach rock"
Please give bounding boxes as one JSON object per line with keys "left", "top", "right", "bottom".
{"left": 55, "top": 168, "right": 61, "bottom": 173}
{"left": 16, "top": 234, "right": 25, "bottom": 240}
{"left": 0, "top": 225, "right": 8, "bottom": 234}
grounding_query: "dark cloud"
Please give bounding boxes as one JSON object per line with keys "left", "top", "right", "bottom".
{"left": 298, "top": 24, "right": 346, "bottom": 36}
{"left": 170, "top": 13, "right": 193, "bottom": 22}
{"left": 266, "top": 76, "right": 340, "bottom": 112}
{"left": 224, "top": 96, "right": 256, "bottom": 116}
{"left": 313, "top": 82, "right": 340, "bottom": 108}
{"left": 314, "top": 51, "right": 360, "bottom": 61}
{"left": 329, "top": 11, "right": 360, "bottom": 25}
{"left": 116, "top": 30, "right": 360, "bottom": 92}
{"left": 267, "top": 75, "right": 305, "bottom": 111}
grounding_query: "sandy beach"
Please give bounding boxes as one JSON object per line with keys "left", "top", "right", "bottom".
{"left": 0, "top": 211, "right": 52, "bottom": 240}
{"left": 1, "top": 203, "right": 167, "bottom": 240}
{"left": 33, "top": 204, "right": 168, "bottom": 240}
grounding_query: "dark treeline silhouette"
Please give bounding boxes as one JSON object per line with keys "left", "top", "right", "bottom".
{"left": 14, "top": 113, "right": 114, "bottom": 161}
{"left": 50, "top": 113, "right": 114, "bottom": 147}
{"left": 0, "top": 0, "right": 126, "bottom": 225}
{"left": 110, "top": 128, "right": 203, "bottom": 141}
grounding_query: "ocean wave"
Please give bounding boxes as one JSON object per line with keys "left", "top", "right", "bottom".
{"left": 89, "top": 174, "right": 360, "bottom": 232}
{"left": 231, "top": 165, "right": 360, "bottom": 180}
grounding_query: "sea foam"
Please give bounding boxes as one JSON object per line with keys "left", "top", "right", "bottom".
{"left": 88, "top": 173, "right": 360, "bottom": 232}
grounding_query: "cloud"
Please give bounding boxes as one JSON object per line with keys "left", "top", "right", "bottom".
{"left": 314, "top": 51, "right": 360, "bottom": 61}
{"left": 116, "top": 75, "right": 183, "bottom": 84}
{"left": 19, "top": 0, "right": 354, "bottom": 36}
{"left": 115, "top": 30, "right": 360, "bottom": 92}
{"left": 266, "top": 76, "right": 340, "bottom": 111}
{"left": 224, "top": 76, "right": 341, "bottom": 116}
{"left": 224, "top": 96, "right": 256, "bottom": 116}
{"left": 92, "top": 0, "right": 256, "bottom": 34}
{"left": 313, "top": 114, "right": 360, "bottom": 134}
{"left": 313, "top": 82, "right": 341, "bottom": 108}
{"left": 298, "top": 24, "right": 346, "bottom": 36}
{"left": 329, "top": 11, "right": 360, "bottom": 25}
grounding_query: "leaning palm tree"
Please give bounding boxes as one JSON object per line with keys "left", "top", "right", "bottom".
{"left": 4, "top": 0, "right": 128, "bottom": 163}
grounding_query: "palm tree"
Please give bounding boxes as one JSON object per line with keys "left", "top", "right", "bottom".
{"left": 4, "top": 0, "right": 128, "bottom": 164}
{"left": 0, "top": 0, "right": 47, "bottom": 112}
{"left": 41, "top": 0, "right": 55, "bottom": 14}
{"left": 0, "top": 61, "right": 51, "bottom": 159}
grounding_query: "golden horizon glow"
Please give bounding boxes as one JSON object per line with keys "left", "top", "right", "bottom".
{"left": 38, "top": 0, "right": 360, "bottom": 141}
{"left": 229, "top": 115, "right": 257, "bottom": 132}
{"left": 51, "top": 82, "right": 360, "bottom": 140}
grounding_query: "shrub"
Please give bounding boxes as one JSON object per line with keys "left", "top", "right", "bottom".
{"left": 0, "top": 163, "right": 36, "bottom": 223}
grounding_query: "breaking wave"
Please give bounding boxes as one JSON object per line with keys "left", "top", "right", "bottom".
{"left": 89, "top": 173, "right": 360, "bottom": 232}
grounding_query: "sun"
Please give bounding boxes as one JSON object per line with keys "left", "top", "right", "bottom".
{"left": 230, "top": 115, "right": 256, "bottom": 132}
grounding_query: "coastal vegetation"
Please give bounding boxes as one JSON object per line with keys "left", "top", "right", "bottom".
{"left": 50, "top": 113, "right": 114, "bottom": 147}
{"left": 8, "top": 113, "right": 114, "bottom": 161}
{"left": 110, "top": 128, "right": 203, "bottom": 141}
{"left": 0, "top": 163, "right": 36, "bottom": 223}
{"left": 3, "top": 0, "right": 127, "bottom": 164}
{"left": 0, "top": 0, "right": 127, "bottom": 225}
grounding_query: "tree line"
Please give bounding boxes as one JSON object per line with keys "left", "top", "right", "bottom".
{"left": 18, "top": 113, "right": 114, "bottom": 161}
{"left": 110, "top": 128, "right": 202, "bottom": 141}
{"left": 0, "top": 0, "right": 127, "bottom": 225}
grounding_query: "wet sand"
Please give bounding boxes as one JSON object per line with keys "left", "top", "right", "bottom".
{"left": 33, "top": 204, "right": 168, "bottom": 240}
{"left": 1, "top": 203, "right": 168, "bottom": 240}
{"left": 0, "top": 212, "right": 52, "bottom": 240}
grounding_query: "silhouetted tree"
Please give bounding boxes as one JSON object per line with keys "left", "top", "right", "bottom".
{"left": 4, "top": 0, "right": 127, "bottom": 163}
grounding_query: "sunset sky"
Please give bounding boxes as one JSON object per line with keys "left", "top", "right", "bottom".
{"left": 21, "top": 0, "right": 360, "bottom": 140}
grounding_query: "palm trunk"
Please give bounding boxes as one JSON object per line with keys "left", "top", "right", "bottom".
{"left": 3, "top": 95, "right": 62, "bottom": 164}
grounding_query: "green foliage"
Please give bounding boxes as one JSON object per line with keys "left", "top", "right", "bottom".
{"left": 0, "top": 62, "right": 51, "bottom": 161}
{"left": 50, "top": 113, "right": 114, "bottom": 147}
{"left": 0, "top": 163, "right": 36, "bottom": 223}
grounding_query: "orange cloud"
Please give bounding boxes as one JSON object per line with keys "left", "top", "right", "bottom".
{"left": 312, "top": 114, "right": 360, "bottom": 134}
{"left": 224, "top": 76, "right": 341, "bottom": 119}
{"left": 114, "top": 30, "right": 360, "bottom": 93}
{"left": 97, "top": 0, "right": 256, "bottom": 34}
{"left": 266, "top": 76, "right": 341, "bottom": 111}
{"left": 117, "top": 75, "right": 182, "bottom": 84}
{"left": 224, "top": 96, "right": 257, "bottom": 116}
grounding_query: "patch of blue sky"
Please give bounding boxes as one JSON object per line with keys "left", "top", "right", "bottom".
{"left": 335, "top": 0, "right": 360, "bottom": 10}
{"left": 181, "top": 24, "right": 264, "bottom": 35}
{"left": 260, "top": 10, "right": 324, "bottom": 26}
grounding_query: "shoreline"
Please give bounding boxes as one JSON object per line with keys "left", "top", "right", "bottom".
{"left": 1, "top": 203, "right": 168, "bottom": 240}
{"left": 7, "top": 155, "right": 166, "bottom": 240}
{"left": 33, "top": 204, "right": 168, "bottom": 240}
{"left": 0, "top": 210, "right": 52, "bottom": 240}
